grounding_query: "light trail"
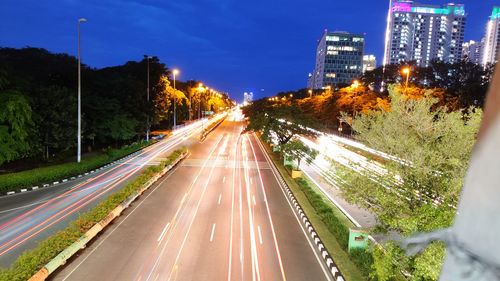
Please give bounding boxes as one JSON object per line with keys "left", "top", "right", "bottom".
{"left": 247, "top": 134, "right": 287, "bottom": 281}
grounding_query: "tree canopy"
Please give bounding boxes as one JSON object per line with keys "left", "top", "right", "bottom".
{"left": 334, "top": 85, "right": 482, "bottom": 280}
{"left": 0, "top": 47, "right": 232, "bottom": 166}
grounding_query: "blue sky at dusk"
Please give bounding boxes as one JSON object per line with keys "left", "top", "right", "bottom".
{"left": 1, "top": 0, "right": 499, "bottom": 102}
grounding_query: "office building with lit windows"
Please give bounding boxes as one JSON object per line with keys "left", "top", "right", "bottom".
{"left": 383, "top": 0, "right": 466, "bottom": 67}
{"left": 482, "top": 7, "right": 500, "bottom": 66}
{"left": 310, "top": 31, "right": 364, "bottom": 89}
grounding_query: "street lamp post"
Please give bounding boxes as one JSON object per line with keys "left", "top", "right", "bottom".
{"left": 172, "top": 69, "right": 179, "bottom": 129}
{"left": 144, "top": 55, "right": 153, "bottom": 142}
{"left": 402, "top": 67, "right": 410, "bottom": 92}
{"left": 197, "top": 83, "right": 204, "bottom": 120}
{"left": 77, "top": 17, "right": 87, "bottom": 163}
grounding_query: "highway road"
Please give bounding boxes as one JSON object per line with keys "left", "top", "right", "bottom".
{"left": 0, "top": 119, "right": 215, "bottom": 268}
{"left": 51, "top": 116, "right": 333, "bottom": 281}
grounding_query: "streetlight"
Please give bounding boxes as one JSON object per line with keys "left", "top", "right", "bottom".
{"left": 172, "top": 69, "right": 179, "bottom": 129}
{"left": 197, "top": 83, "right": 205, "bottom": 120}
{"left": 308, "top": 89, "right": 313, "bottom": 98}
{"left": 77, "top": 17, "right": 87, "bottom": 163}
{"left": 402, "top": 67, "right": 411, "bottom": 91}
{"left": 144, "top": 55, "right": 153, "bottom": 142}
{"left": 351, "top": 80, "right": 360, "bottom": 89}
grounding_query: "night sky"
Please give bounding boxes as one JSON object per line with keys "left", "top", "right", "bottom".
{"left": 1, "top": 0, "right": 499, "bottom": 102}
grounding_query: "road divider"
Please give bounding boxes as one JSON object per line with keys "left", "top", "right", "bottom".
{"left": 0, "top": 148, "right": 188, "bottom": 281}
{"left": 199, "top": 114, "right": 227, "bottom": 142}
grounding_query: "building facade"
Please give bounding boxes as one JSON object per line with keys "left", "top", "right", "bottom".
{"left": 243, "top": 92, "right": 253, "bottom": 105}
{"left": 363, "top": 55, "right": 377, "bottom": 73}
{"left": 462, "top": 40, "right": 483, "bottom": 64}
{"left": 482, "top": 7, "right": 500, "bottom": 66}
{"left": 311, "top": 31, "right": 364, "bottom": 89}
{"left": 383, "top": 0, "right": 466, "bottom": 67}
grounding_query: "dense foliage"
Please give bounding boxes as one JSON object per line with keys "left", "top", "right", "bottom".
{"left": 0, "top": 47, "right": 232, "bottom": 167}
{"left": 0, "top": 148, "right": 187, "bottom": 281}
{"left": 362, "top": 60, "right": 493, "bottom": 108}
{"left": 243, "top": 98, "right": 318, "bottom": 144}
{"left": 335, "top": 85, "right": 482, "bottom": 280}
{"left": 249, "top": 60, "right": 491, "bottom": 135}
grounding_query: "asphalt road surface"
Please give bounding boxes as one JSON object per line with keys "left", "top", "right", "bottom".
{"left": 0, "top": 119, "right": 211, "bottom": 268}
{"left": 51, "top": 117, "right": 333, "bottom": 281}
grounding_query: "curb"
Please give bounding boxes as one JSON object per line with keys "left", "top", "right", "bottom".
{"left": 199, "top": 115, "right": 226, "bottom": 142}
{"left": 256, "top": 135, "right": 345, "bottom": 281}
{"left": 1, "top": 149, "right": 146, "bottom": 197}
{"left": 28, "top": 151, "right": 188, "bottom": 281}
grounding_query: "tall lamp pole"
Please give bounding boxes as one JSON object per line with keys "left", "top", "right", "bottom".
{"left": 77, "top": 18, "right": 87, "bottom": 163}
{"left": 402, "top": 67, "right": 411, "bottom": 93}
{"left": 172, "top": 69, "right": 179, "bottom": 129}
{"left": 144, "top": 55, "right": 153, "bottom": 142}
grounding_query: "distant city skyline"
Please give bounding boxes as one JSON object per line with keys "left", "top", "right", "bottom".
{"left": 1, "top": 0, "right": 499, "bottom": 101}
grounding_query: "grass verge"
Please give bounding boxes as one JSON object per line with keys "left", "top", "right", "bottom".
{"left": 0, "top": 140, "right": 155, "bottom": 193}
{"left": 0, "top": 147, "right": 187, "bottom": 281}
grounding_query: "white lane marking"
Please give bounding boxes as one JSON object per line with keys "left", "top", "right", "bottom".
{"left": 210, "top": 223, "right": 216, "bottom": 242}
{"left": 157, "top": 223, "right": 171, "bottom": 243}
{"left": 223, "top": 176, "right": 226, "bottom": 183}
{"left": 247, "top": 134, "right": 286, "bottom": 281}
{"left": 164, "top": 135, "right": 227, "bottom": 281}
{"left": 62, "top": 123, "right": 209, "bottom": 281}
{"left": 218, "top": 194, "right": 222, "bottom": 205}
{"left": 60, "top": 165, "right": 181, "bottom": 281}
{"left": 253, "top": 195, "right": 256, "bottom": 206}
{"left": 242, "top": 137, "right": 261, "bottom": 281}
{"left": 144, "top": 135, "right": 225, "bottom": 281}
{"left": 254, "top": 133, "right": 333, "bottom": 281}
{"left": 258, "top": 226, "right": 263, "bottom": 245}
{"left": 228, "top": 128, "right": 240, "bottom": 281}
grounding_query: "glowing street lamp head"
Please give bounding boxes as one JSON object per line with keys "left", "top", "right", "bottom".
{"left": 198, "top": 83, "right": 203, "bottom": 88}
{"left": 352, "top": 80, "right": 360, "bottom": 88}
{"left": 172, "top": 69, "right": 179, "bottom": 76}
{"left": 402, "top": 67, "right": 410, "bottom": 75}
{"left": 78, "top": 18, "right": 87, "bottom": 23}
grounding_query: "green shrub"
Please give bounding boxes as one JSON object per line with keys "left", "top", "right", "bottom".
{"left": 294, "top": 176, "right": 380, "bottom": 279}
{"left": 350, "top": 248, "right": 376, "bottom": 279}
{"left": 0, "top": 141, "right": 153, "bottom": 193}
{"left": 0, "top": 148, "right": 187, "bottom": 281}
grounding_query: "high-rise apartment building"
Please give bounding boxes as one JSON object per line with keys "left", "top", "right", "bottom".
{"left": 363, "top": 55, "right": 377, "bottom": 73}
{"left": 311, "top": 31, "right": 364, "bottom": 89}
{"left": 243, "top": 92, "right": 253, "bottom": 105}
{"left": 383, "top": 0, "right": 466, "bottom": 67}
{"left": 462, "top": 40, "right": 483, "bottom": 64}
{"left": 482, "top": 7, "right": 500, "bottom": 66}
